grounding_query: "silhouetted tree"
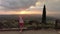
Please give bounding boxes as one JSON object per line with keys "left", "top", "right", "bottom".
{"left": 0, "top": 22, "right": 3, "bottom": 29}
{"left": 55, "top": 19, "right": 58, "bottom": 29}
{"left": 42, "top": 5, "right": 46, "bottom": 24}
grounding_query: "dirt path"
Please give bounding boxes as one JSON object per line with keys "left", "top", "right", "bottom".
{"left": 0, "top": 29, "right": 59, "bottom": 34}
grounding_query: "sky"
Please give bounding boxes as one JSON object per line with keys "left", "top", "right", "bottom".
{"left": 0, "top": 0, "right": 60, "bottom": 18}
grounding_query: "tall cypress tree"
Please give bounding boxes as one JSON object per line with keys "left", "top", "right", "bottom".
{"left": 42, "top": 5, "right": 46, "bottom": 24}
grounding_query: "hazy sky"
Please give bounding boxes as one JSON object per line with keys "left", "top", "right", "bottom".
{"left": 0, "top": 0, "right": 37, "bottom": 10}
{"left": 0, "top": 0, "right": 60, "bottom": 18}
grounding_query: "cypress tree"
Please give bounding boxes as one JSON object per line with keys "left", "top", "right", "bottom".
{"left": 42, "top": 5, "right": 46, "bottom": 24}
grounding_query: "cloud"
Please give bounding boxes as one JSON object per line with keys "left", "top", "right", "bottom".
{"left": 0, "top": 0, "right": 37, "bottom": 11}
{"left": 0, "top": 0, "right": 60, "bottom": 12}
{"left": 46, "top": 0, "right": 60, "bottom": 11}
{"left": 26, "top": 0, "right": 44, "bottom": 11}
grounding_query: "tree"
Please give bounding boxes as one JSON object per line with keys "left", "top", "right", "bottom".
{"left": 42, "top": 5, "right": 46, "bottom": 24}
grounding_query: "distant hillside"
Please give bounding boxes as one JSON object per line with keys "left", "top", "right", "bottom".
{"left": 0, "top": 15, "right": 56, "bottom": 21}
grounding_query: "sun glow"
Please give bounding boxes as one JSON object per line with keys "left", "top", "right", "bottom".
{"left": 20, "top": 10, "right": 42, "bottom": 15}
{"left": 20, "top": 11, "right": 28, "bottom": 14}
